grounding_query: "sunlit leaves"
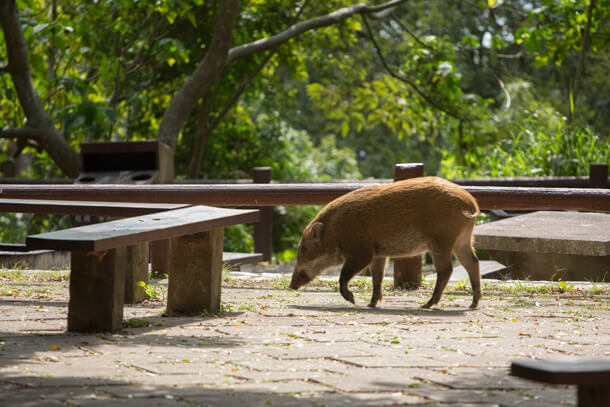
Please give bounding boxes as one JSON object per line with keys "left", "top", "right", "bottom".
{"left": 516, "top": 0, "right": 609, "bottom": 67}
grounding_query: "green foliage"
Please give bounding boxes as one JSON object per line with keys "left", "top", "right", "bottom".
{"left": 201, "top": 115, "right": 361, "bottom": 258}
{"left": 3, "top": 0, "right": 610, "bottom": 257}
{"left": 515, "top": 0, "right": 608, "bottom": 66}
{"left": 0, "top": 214, "right": 26, "bottom": 243}
{"left": 137, "top": 280, "right": 166, "bottom": 301}
{"left": 556, "top": 279, "right": 575, "bottom": 294}
{"left": 0, "top": 213, "right": 68, "bottom": 244}
{"left": 123, "top": 317, "right": 150, "bottom": 328}
{"left": 485, "top": 125, "right": 609, "bottom": 177}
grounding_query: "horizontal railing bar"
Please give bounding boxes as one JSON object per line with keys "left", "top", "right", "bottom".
{"left": 452, "top": 177, "right": 594, "bottom": 188}
{"left": 0, "top": 183, "right": 609, "bottom": 213}
{"left": 2, "top": 176, "right": 605, "bottom": 188}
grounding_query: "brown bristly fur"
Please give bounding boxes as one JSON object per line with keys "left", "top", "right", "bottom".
{"left": 289, "top": 177, "right": 481, "bottom": 309}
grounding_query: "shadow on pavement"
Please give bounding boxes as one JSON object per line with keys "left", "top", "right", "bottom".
{"left": 289, "top": 303, "right": 471, "bottom": 317}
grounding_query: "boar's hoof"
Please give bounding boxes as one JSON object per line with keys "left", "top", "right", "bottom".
{"left": 366, "top": 302, "right": 377, "bottom": 308}
{"left": 421, "top": 300, "right": 435, "bottom": 309}
{"left": 469, "top": 300, "right": 479, "bottom": 309}
{"left": 341, "top": 290, "right": 355, "bottom": 304}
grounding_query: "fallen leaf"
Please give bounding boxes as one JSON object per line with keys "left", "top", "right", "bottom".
{"left": 88, "top": 250, "right": 108, "bottom": 261}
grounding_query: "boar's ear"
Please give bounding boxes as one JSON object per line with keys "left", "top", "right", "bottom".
{"left": 310, "top": 222, "right": 324, "bottom": 243}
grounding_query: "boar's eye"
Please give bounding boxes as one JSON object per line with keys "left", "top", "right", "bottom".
{"left": 299, "top": 244, "right": 306, "bottom": 255}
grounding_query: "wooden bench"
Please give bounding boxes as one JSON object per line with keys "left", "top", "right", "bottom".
{"left": 511, "top": 359, "right": 610, "bottom": 407}
{"left": 0, "top": 199, "right": 192, "bottom": 270}
{"left": 26, "top": 205, "right": 259, "bottom": 333}
{"left": 0, "top": 199, "right": 263, "bottom": 271}
{"left": 474, "top": 211, "right": 610, "bottom": 281}
{"left": 222, "top": 251, "right": 264, "bottom": 268}
{"left": 0, "top": 198, "right": 190, "bottom": 216}
{"left": 0, "top": 242, "right": 262, "bottom": 270}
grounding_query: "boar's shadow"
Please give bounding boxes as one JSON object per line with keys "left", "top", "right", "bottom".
{"left": 288, "top": 304, "right": 470, "bottom": 317}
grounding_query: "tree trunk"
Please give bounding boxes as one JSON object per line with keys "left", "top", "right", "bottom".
{"left": 570, "top": 0, "right": 596, "bottom": 123}
{"left": 187, "top": 96, "right": 212, "bottom": 179}
{"left": 0, "top": 0, "right": 81, "bottom": 178}
{"left": 156, "top": 0, "right": 241, "bottom": 150}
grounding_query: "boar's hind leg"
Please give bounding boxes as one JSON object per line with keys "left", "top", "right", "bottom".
{"left": 422, "top": 247, "right": 453, "bottom": 309}
{"left": 368, "top": 257, "right": 387, "bottom": 308}
{"left": 339, "top": 253, "right": 373, "bottom": 305}
{"left": 454, "top": 236, "right": 481, "bottom": 309}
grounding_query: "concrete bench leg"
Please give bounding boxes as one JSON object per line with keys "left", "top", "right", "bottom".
{"left": 166, "top": 228, "right": 224, "bottom": 315}
{"left": 123, "top": 242, "right": 148, "bottom": 304}
{"left": 68, "top": 248, "right": 126, "bottom": 333}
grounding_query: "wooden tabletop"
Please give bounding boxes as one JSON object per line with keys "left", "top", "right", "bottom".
{"left": 26, "top": 205, "right": 259, "bottom": 252}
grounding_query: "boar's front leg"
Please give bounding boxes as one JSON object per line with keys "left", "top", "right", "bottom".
{"left": 339, "top": 252, "right": 373, "bottom": 305}
{"left": 368, "top": 257, "right": 387, "bottom": 308}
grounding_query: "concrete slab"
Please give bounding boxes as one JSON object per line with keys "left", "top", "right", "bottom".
{"left": 425, "top": 260, "right": 508, "bottom": 281}
{"left": 475, "top": 211, "right": 610, "bottom": 256}
{"left": 475, "top": 211, "right": 610, "bottom": 281}
{"left": 0, "top": 249, "right": 69, "bottom": 270}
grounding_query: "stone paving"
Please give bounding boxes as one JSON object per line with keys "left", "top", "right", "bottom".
{"left": 0, "top": 266, "right": 609, "bottom": 407}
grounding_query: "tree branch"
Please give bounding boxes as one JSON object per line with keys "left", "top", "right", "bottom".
{"left": 493, "top": 72, "right": 511, "bottom": 111}
{"left": 0, "top": 126, "right": 43, "bottom": 141}
{"left": 156, "top": 0, "right": 240, "bottom": 150}
{"left": 361, "top": 13, "right": 463, "bottom": 121}
{"left": 228, "top": 0, "right": 408, "bottom": 63}
{"left": 571, "top": 0, "right": 596, "bottom": 122}
{"left": 0, "top": 0, "right": 81, "bottom": 177}
{"left": 493, "top": 51, "right": 524, "bottom": 59}
{"left": 158, "top": 0, "right": 409, "bottom": 152}
{"left": 187, "top": 0, "right": 312, "bottom": 178}
{"left": 0, "top": 0, "right": 48, "bottom": 124}
{"left": 208, "top": 0, "right": 311, "bottom": 136}
{"left": 392, "top": 18, "right": 433, "bottom": 50}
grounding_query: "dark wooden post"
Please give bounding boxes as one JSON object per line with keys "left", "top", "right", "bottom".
{"left": 68, "top": 248, "right": 126, "bottom": 333}
{"left": 253, "top": 167, "right": 272, "bottom": 262}
{"left": 589, "top": 163, "right": 609, "bottom": 188}
{"left": 393, "top": 163, "right": 424, "bottom": 288}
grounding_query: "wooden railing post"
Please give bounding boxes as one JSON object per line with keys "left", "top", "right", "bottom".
{"left": 253, "top": 167, "right": 272, "bottom": 262}
{"left": 589, "top": 163, "right": 609, "bottom": 188}
{"left": 393, "top": 163, "right": 424, "bottom": 288}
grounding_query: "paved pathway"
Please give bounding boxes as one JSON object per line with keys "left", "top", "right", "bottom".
{"left": 1, "top": 268, "right": 608, "bottom": 406}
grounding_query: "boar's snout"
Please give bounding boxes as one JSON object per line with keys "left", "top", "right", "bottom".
{"left": 288, "top": 278, "right": 299, "bottom": 290}
{"left": 289, "top": 268, "right": 312, "bottom": 290}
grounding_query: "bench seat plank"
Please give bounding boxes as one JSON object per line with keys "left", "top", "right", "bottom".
{"left": 511, "top": 359, "right": 610, "bottom": 407}
{"left": 0, "top": 198, "right": 189, "bottom": 217}
{"left": 26, "top": 205, "right": 259, "bottom": 252}
{"left": 0, "top": 243, "right": 31, "bottom": 252}
{"left": 511, "top": 359, "right": 610, "bottom": 386}
{"left": 223, "top": 252, "right": 263, "bottom": 266}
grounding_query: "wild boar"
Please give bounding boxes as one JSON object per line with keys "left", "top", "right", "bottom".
{"left": 289, "top": 176, "right": 481, "bottom": 309}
